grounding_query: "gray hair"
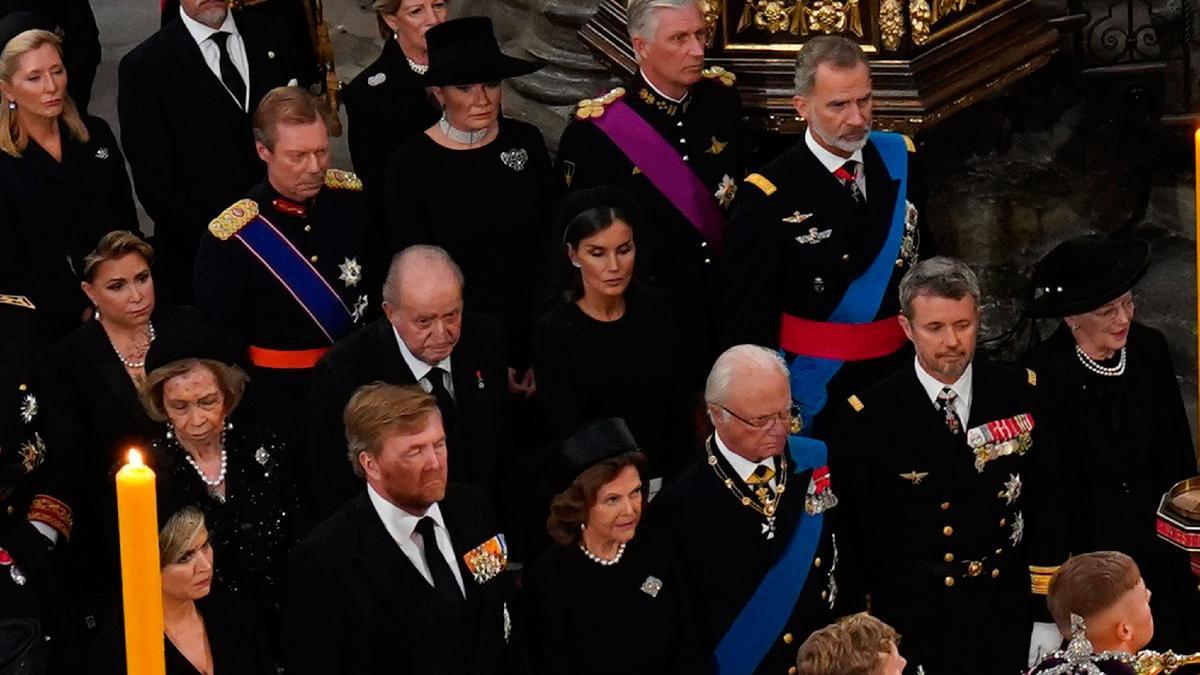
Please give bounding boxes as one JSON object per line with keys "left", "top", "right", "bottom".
{"left": 704, "top": 344, "right": 789, "bottom": 407}
{"left": 382, "top": 245, "right": 465, "bottom": 306}
{"left": 898, "top": 256, "right": 981, "bottom": 317}
{"left": 627, "top": 0, "right": 703, "bottom": 42}
{"left": 793, "top": 36, "right": 869, "bottom": 95}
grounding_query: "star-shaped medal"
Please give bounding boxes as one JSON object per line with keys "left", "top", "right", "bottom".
{"left": 1009, "top": 510, "right": 1025, "bottom": 546}
{"left": 338, "top": 258, "right": 362, "bottom": 287}
{"left": 714, "top": 174, "right": 737, "bottom": 208}
{"left": 1000, "top": 473, "right": 1022, "bottom": 505}
{"left": 761, "top": 516, "right": 776, "bottom": 540}
{"left": 19, "top": 394, "right": 37, "bottom": 423}
{"left": 351, "top": 295, "right": 369, "bottom": 323}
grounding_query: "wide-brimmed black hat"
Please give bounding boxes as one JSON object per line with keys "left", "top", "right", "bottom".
{"left": 1028, "top": 234, "right": 1150, "bottom": 319}
{"left": 422, "top": 17, "right": 542, "bottom": 87}
{"left": 543, "top": 418, "right": 640, "bottom": 498}
{"left": 0, "top": 12, "right": 54, "bottom": 52}
{"left": 144, "top": 322, "right": 242, "bottom": 375}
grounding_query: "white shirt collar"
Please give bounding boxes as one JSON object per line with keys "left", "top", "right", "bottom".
{"left": 366, "top": 482, "right": 447, "bottom": 544}
{"left": 639, "top": 68, "right": 687, "bottom": 104}
{"left": 805, "top": 127, "right": 865, "bottom": 174}
{"left": 179, "top": 5, "right": 239, "bottom": 45}
{"left": 913, "top": 356, "right": 974, "bottom": 422}
{"left": 713, "top": 431, "right": 775, "bottom": 483}
{"left": 391, "top": 324, "right": 452, "bottom": 382}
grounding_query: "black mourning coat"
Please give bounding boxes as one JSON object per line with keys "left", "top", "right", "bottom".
{"left": 0, "top": 116, "right": 138, "bottom": 339}
{"left": 306, "top": 315, "right": 513, "bottom": 519}
{"left": 831, "top": 361, "right": 1068, "bottom": 675}
{"left": 117, "top": 12, "right": 297, "bottom": 301}
{"left": 722, "top": 134, "right": 931, "bottom": 432}
{"left": 556, "top": 73, "right": 745, "bottom": 381}
{"left": 283, "top": 485, "right": 516, "bottom": 675}
{"left": 649, "top": 438, "right": 859, "bottom": 675}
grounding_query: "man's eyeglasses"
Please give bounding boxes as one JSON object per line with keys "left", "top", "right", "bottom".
{"left": 718, "top": 403, "right": 802, "bottom": 431}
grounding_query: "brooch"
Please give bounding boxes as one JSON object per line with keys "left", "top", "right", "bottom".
{"left": 463, "top": 534, "right": 508, "bottom": 584}
{"left": 94, "top": 147, "right": 109, "bottom": 160}
{"left": 500, "top": 148, "right": 528, "bottom": 172}
{"left": 254, "top": 446, "right": 270, "bottom": 466}
{"left": 640, "top": 576, "right": 663, "bottom": 597}
{"left": 367, "top": 72, "right": 387, "bottom": 87}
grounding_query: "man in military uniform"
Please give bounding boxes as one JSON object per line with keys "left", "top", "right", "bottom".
{"left": 556, "top": 0, "right": 744, "bottom": 381}
{"left": 830, "top": 258, "right": 1067, "bottom": 675}
{"left": 722, "top": 36, "right": 931, "bottom": 435}
{"left": 652, "top": 345, "right": 860, "bottom": 675}
{"left": 195, "top": 86, "right": 375, "bottom": 455}
{"left": 0, "top": 294, "right": 75, "bottom": 671}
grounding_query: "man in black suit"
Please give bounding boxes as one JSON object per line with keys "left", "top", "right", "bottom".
{"left": 307, "top": 245, "right": 513, "bottom": 518}
{"left": 117, "top": 0, "right": 297, "bottom": 302}
{"left": 651, "top": 344, "right": 860, "bottom": 674}
{"left": 831, "top": 257, "right": 1068, "bottom": 675}
{"left": 722, "top": 36, "right": 931, "bottom": 436}
{"left": 284, "top": 383, "right": 515, "bottom": 675}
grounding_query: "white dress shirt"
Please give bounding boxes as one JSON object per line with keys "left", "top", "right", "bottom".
{"left": 714, "top": 430, "right": 778, "bottom": 490}
{"left": 392, "top": 325, "right": 455, "bottom": 400}
{"left": 805, "top": 127, "right": 868, "bottom": 200}
{"left": 179, "top": 6, "right": 250, "bottom": 110}
{"left": 366, "top": 483, "right": 465, "bottom": 595}
{"left": 913, "top": 357, "right": 974, "bottom": 427}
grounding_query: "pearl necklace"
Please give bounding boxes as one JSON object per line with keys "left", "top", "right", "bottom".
{"left": 107, "top": 321, "right": 156, "bottom": 369}
{"left": 437, "top": 117, "right": 487, "bottom": 145}
{"left": 179, "top": 431, "right": 229, "bottom": 497}
{"left": 406, "top": 57, "right": 428, "bottom": 75}
{"left": 579, "top": 542, "right": 626, "bottom": 566}
{"left": 1075, "top": 345, "right": 1126, "bottom": 377}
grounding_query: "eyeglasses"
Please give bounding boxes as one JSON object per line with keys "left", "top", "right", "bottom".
{"left": 717, "top": 403, "right": 801, "bottom": 431}
{"left": 1088, "top": 295, "right": 1135, "bottom": 323}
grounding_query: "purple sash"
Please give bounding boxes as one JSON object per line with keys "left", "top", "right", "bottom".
{"left": 590, "top": 99, "right": 727, "bottom": 251}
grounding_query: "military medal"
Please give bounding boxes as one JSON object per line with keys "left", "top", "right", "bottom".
{"left": 805, "top": 465, "right": 838, "bottom": 515}
{"left": 896, "top": 200, "right": 920, "bottom": 267}
{"left": 812, "top": 277, "right": 826, "bottom": 293}
{"left": 475, "top": 370, "right": 485, "bottom": 390}
{"left": 463, "top": 534, "right": 508, "bottom": 584}
{"left": 707, "top": 136, "right": 728, "bottom": 155}
{"left": 19, "top": 393, "right": 37, "bottom": 423}
{"left": 999, "top": 473, "right": 1022, "bottom": 505}
{"left": 966, "top": 414, "right": 1035, "bottom": 472}
{"left": 351, "top": 295, "right": 369, "bottom": 323}
{"left": 500, "top": 148, "right": 528, "bottom": 172}
{"left": 782, "top": 212, "right": 813, "bottom": 224}
{"left": 705, "top": 438, "right": 788, "bottom": 540}
{"left": 338, "top": 257, "right": 362, "bottom": 287}
{"left": 714, "top": 175, "right": 737, "bottom": 208}
{"left": 795, "top": 227, "right": 832, "bottom": 245}
{"left": 899, "top": 470, "right": 929, "bottom": 485}
{"left": 0, "top": 548, "right": 24, "bottom": 586}
{"left": 19, "top": 433, "right": 45, "bottom": 473}
{"left": 1009, "top": 511, "right": 1024, "bottom": 546}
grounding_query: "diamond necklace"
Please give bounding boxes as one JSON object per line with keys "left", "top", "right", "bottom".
{"left": 107, "top": 321, "right": 156, "bottom": 369}
{"left": 437, "top": 117, "right": 487, "bottom": 145}
{"left": 406, "top": 57, "right": 428, "bottom": 74}
{"left": 1075, "top": 345, "right": 1126, "bottom": 377}
{"left": 579, "top": 542, "right": 626, "bottom": 566}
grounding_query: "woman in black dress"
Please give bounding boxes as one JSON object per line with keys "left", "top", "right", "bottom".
{"left": 384, "top": 17, "right": 550, "bottom": 391}
{"left": 140, "top": 329, "right": 299, "bottom": 646}
{"left": 92, "top": 505, "right": 275, "bottom": 675}
{"left": 521, "top": 418, "right": 710, "bottom": 675}
{"left": 532, "top": 187, "right": 696, "bottom": 482}
{"left": 343, "top": 0, "right": 446, "bottom": 206}
{"left": 51, "top": 231, "right": 211, "bottom": 646}
{"left": 0, "top": 13, "right": 139, "bottom": 339}
{"left": 1023, "top": 234, "right": 1198, "bottom": 652}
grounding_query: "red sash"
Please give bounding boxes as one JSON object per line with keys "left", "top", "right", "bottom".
{"left": 778, "top": 313, "right": 907, "bottom": 361}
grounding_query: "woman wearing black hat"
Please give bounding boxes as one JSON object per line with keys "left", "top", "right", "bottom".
{"left": 0, "top": 13, "right": 139, "bottom": 340}
{"left": 139, "top": 327, "right": 299, "bottom": 656}
{"left": 532, "top": 187, "right": 696, "bottom": 482}
{"left": 383, "top": 16, "right": 552, "bottom": 392}
{"left": 1022, "top": 234, "right": 1198, "bottom": 652}
{"left": 519, "top": 418, "right": 709, "bottom": 675}
{"left": 343, "top": 0, "right": 446, "bottom": 208}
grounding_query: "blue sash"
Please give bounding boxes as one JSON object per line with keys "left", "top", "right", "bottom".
{"left": 790, "top": 132, "right": 910, "bottom": 431}
{"left": 233, "top": 214, "right": 352, "bottom": 342}
{"left": 714, "top": 435, "right": 828, "bottom": 675}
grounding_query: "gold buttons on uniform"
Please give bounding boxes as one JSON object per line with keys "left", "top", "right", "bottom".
{"left": 814, "top": 557, "right": 822, "bottom": 568}
{"left": 967, "top": 561, "right": 983, "bottom": 577}
{"left": 992, "top": 569, "right": 1000, "bottom": 578}
{"left": 940, "top": 501, "right": 951, "bottom": 510}
{"left": 18, "top": 384, "right": 27, "bottom": 391}
{"left": 943, "top": 526, "right": 953, "bottom": 536}
{"left": 310, "top": 255, "right": 319, "bottom": 263}
{"left": 944, "top": 577, "right": 955, "bottom": 587}
{"left": 999, "top": 518, "right": 1007, "bottom": 528}
{"left": 841, "top": 254, "right": 850, "bottom": 261}
{"left": 944, "top": 552, "right": 954, "bottom": 562}
{"left": 783, "top": 633, "right": 794, "bottom": 644}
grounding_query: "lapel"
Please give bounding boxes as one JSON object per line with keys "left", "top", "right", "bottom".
{"left": 897, "top": 366, "right": 961, "bottom": 471}
{"left": 369, "top": 319, "right": 418, "bottom": 384}
{"left": 165, "top": 19, "right": 246, "bottom": 116}
{"left": 861, "top": 138, "right": 902, "bottom": 267}
{"left": 439, "top": 494, "right": 487, "bottom": 614}
{"left": 85, "top": 322, "right": 147, "bottom": 423}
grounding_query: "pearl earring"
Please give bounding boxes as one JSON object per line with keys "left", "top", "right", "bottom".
{"left": 571, "top": 260, "right": 582, "bottom": 268}
{"left": 7, "top": 101, "right": 13, "bottom": 110}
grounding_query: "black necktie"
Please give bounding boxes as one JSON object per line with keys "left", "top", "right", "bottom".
{"left": 209, "top": 31, "right": 246, "bottom": 110}
{"left": 425, "top": 367, "right": 457, "bottom": 433}
{"left": 832, "top": 160, "right": 865, "bottom": 204}
{"left": 414, "top": 516, "right": 465, "bottom": 613}
{"left": 937, "top": 386, "right": 962, "bottom": 435}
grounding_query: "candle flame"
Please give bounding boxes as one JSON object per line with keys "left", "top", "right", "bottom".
{"left": 127, "top": 448, "right": 143, "bottom": 467}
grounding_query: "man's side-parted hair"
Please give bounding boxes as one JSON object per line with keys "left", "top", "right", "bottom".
{"left": 796, "top": 612, "right": 900, "bottom": 675}
{"left": 1047, "top": 551, "right": 1142, "bottom": 637}
{"left": 793, "top": 36, "right": 869, "bottom": 96}
{"left": 627, "top": 0, "right": 703, "bottom": 42}
{"left": 343, "top": 383, "right": 441, "bottom": 478}
{"left": 252, "top": 86, "right": 330, "bottom": 151}
{"left": 898, "top": 256, "right": 981, "bottom": 318}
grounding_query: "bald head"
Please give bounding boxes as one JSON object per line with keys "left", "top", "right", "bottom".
{"left": 383, "top": 246, "right": 465, "bottom": 365}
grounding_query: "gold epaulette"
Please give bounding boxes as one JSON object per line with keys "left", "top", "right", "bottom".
{"left": 702, "top": 65, "right": 737, "bottom": 87}
{"left": 1026, "top": 368, "right": 1037, "bottom": 387}
{"left": 902, "top": 134, "right": 916, "bottom": 152}
{"left": 1029, "top": 564, "right": 1060, "bottom": 595}
{"left": 325, "top": 169, "right": 362, "bottom": 191}
{"left": 575, "top": 87, "right": 626, "bottom": 120}
{"left": 208, "top": 199, "right": 259, "bottom": 241}
{"left": 0, "top": 294, "right": 35, "bottom": 310}
{"left": 744, "top": 173, "right": 777, "bottom": 196}
{"left": 848, "top": 395, "right": 864, "bottom": 412}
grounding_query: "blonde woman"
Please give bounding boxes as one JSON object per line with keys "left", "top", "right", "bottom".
{"left": 0, "top": 13, "right": 138, "bottom": 338}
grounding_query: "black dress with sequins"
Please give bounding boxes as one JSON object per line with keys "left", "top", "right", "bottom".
{"left": 151, "top": 424, "right": 299, "bottom": 641}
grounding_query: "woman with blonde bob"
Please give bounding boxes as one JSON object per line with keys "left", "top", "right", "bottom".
{"left": 0, "top": 13, "right": 138, "bottom": 338}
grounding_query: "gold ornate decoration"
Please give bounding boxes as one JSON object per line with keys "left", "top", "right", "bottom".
{"left": 749, "top": 0, "right": 796, "bottom": 33}
{"left": 324, "top": 169, "right": 362, "bottom": 191}
{"left": 702, "top": 0, "right": 722, "bottom": 46}
{"left": 802, "top": 0, "right": 863, "bottom": 36}
{"left": 702, "top": 65, "right": 737, "bottom": 86}
{"left": 909, "top": 0, "right": 932, "bottom": 45}
{"left": 737, "top": 0, "right": 862, "bottom": 36}
{"left": 208, "top": 199, "right": 260, "bottom": 241}
{"left": 574, "top": 87, "right": 626, "bottom": 120}
{"left": 1134, "top": 651, "right": 1200, "bottom": 675}
{"left": 879, "top": 0, "right": 905, "bottom": 50}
